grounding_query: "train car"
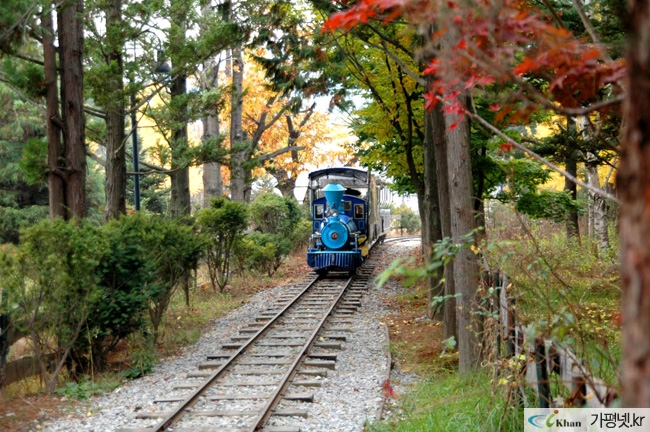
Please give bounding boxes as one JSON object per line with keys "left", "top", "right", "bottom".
{"left": 306, "top": 167, "right": 391, "bottom": 275}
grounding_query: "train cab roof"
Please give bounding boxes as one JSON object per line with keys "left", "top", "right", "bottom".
{"left": 308, "top": 168, "right": 369, "bottom": 191}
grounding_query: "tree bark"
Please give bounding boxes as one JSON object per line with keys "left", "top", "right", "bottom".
{"left": 229, "top": 45, "right": 249, "bottom": 202}
{"left": 564, "top": 122, "right": 579, "bottom": 238}
{"left": 618, "top": 0, "right": 650, "bottom": 407}
{"left": 169, "top": 68, "right": 191, "bottom": 217}
{"left": 42, "top": 8, "right": 66, "bottom": 220}
{"left": 57, "top": 0, "right": 87, "bottom": 219}
{"left": 103, "top": 0, "right": 126, "bottom": 220}
{"left": 201, "top": 16, "right": 223, "bottom": 208}
{"left": 423, "top": 98, "right": 443, "bottom": 320}
{"left": 430, "top": 100, "right": 457, "bottom": 341}
{"left": 445, "top": 100, "right": 479, "bottom": 373}
{"left": 169, "top": 0, "right": 191, "bottom": 216}
{"left": 587, "top": 159, "right": 609, "bottom": 253}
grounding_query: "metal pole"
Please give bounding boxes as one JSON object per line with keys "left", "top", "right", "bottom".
{"left": 130, "top": 90, "right": 140, "bottom": 211}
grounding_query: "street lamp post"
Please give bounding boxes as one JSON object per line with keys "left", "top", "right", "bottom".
{"left": 130, "top": 40, "right": 170, "bottom": 211}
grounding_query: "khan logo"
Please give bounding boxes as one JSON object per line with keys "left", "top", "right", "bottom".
{"left": 527, "top": 410, "right": 582, "bottom": 429}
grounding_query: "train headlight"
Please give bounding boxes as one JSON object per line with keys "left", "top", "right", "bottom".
{"left": 330, "top": 209, "right": 338, "bottom": 218}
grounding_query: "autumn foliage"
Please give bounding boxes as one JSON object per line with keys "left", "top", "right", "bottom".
{"left": 324, "top": 0, "right": 625, "bottom": 124}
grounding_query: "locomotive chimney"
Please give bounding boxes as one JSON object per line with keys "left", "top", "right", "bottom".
{"left": 322, "top": 183, "right": 346, "bottom": 216}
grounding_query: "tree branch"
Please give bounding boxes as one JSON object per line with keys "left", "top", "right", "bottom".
{"left": 259, "top": 145, "right": 306, "bottom": 162}
{"left": 467, "top": 109, "right": 620, "bottom": 203}
{"left": 8, "top": 52, "right": 45, "bottom": 67}
{"left": 366, "top": 39, "right": 426, "bottom": 86}
{"left": 571, "top": 0, "right": 613, "bottom": 63}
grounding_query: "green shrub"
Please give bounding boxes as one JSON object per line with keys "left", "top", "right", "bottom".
{"left": 391, "top": 205, "right": 421, "bottom": 235}
{"left": 242, "top": 194, "right": 309, "bottom": 272}
{"left": 83, "top": 213, "right": 156, "bottom": 371}
{"left": 143, "top": 216, "right": 205, "bottom": 344}
{"left": 1, "top": 219, "right": 107, "bottom": 392}
{"left": 248, "top": 192, "right": 301, "bottom": 237}
{"left": 197, "top": 197, "right": 248, "bottom": 291}
{"left": 235, "top": 232, "right": 292, "bottom": 276}
{"left": 515, "top": 190, "right": 584, "bottom": 223}
{"left": 55, "top": 375, "right": 121, "bottom": 400}
{"left": 291, "top": 218, "right": 313, "bottom": 251}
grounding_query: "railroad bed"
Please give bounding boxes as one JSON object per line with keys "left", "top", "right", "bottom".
{"left": 44, "top": 239, "right": 421, "bottom": 432}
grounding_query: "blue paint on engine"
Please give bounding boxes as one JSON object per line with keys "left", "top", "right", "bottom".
{"left": 307, "top": 250, "right": 362, "bottom": 271}
{"left": 321, "top": 219, "right": 349, "bottom": 249}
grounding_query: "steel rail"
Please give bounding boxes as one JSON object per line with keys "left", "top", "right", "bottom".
{"left": 249, "top": 276, "right": 353, "bottom": 431}
{"left": 151, "top": 274, "right": 320, "bottom": 431}
{"left": 382, "top": 235, "right": 421, "bottom": 244}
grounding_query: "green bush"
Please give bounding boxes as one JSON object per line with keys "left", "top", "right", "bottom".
{"left": 144, "top": 216, "right": 205, "bottom": 344}
{"left": 392, "top": 205, "right": 421, "bottom": 235}
{"left": 248, "top": 192, "right": 302, "bottom": 237}
{"left": 236, "top": 232, "right": 292, "bottom": 277}
{"left": 515, "top": 190, "right": 584, "bottom": 223}
{"left": 197, "top": 197, "right": 248, "bottom": 291}
{"left": 240, "top": 194, "right": 310, "bottom": 274}
{"left": 1, "top": 219, "right": 107, "bottom": 392}
{"left": 83, "top": 213, "right": 156, "bottom": 371}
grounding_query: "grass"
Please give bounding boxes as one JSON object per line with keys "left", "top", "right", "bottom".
{"left": 156, "top": 286, "right": 241, "bottom": 355}
{"left": 370, "top": 371, "right": 522, "bottom": 432}
{"left": 55, "top": 374, "right": 122, "bottom": 400}
{"left": 373, "top": 251, "right": 521, "bottom": 432}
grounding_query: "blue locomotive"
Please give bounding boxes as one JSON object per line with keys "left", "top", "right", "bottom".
{"left": 306, "top": 168, "right": 391, "bottom": 275}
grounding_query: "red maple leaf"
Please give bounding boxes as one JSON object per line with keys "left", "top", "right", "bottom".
{"left": 422, "top": 59, "right": 438, "bottom": 75}
{"left": 424, "top": 92, "right": 439, "bottom": 111}
{"left": 382, "top": 379, "right": 397, "bottom": 398}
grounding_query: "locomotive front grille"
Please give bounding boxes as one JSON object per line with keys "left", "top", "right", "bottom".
{"left": 307, "top": 250, "right": 362, "bottom": 271}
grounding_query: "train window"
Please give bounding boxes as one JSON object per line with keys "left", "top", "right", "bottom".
{"left": 343, "top": 201, "right": 352, "bottom": 212}
{"left": 354, "top": 204, "right": 364, "bottom": 219}
{"left": 314, "top": 204, "right": 325, "bottom": 219}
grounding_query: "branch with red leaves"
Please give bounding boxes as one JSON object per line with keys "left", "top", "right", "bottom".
{"left": 323, "top": 0, "right": 625, "bottom": 123}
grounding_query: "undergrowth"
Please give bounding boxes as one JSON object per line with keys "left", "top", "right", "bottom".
{"left": 370, "top": 371, "right": 521, "bottom": 432}
{"left": 485, "top": 206, "right": 620, "bottom": 386}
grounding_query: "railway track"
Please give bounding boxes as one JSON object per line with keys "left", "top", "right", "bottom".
{"left": 114, "top": 237, "right": 422, "bottom": 432}
{"left": 116, "top": 265, "right": 375, "bottom": 432}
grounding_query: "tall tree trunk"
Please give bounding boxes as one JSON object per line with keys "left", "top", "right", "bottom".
{"left": 229, "top": 45, "right": 249, "bottom": 202}
{"left": 445, "top": 100, "right": 479, "bottom": 373}
{"left": 423, "top": 100, "right": 443, "bottom": 320}
{"left": 42, "top": 8, "right": 66, "bottom": 219}
{"left": 169, "top": 70, "right": 191, "bottom": 217}
{"left": 474, "top": 143, "right": 487, "bottom": 241}
{"left": 431, "top": 100, "right": 457, "bottom": 341}
{"left": 103, "top": 0, "right": 126, "bottom": 220}
{"left": 201, "top": 7, "right": 223, "bottom": 208}
{"left": 202, "top": 112, "right": 224, "bottom": 207}
{"left": 587, "top": 159, "right": 609, "bottom": 253}
{"left": 564, "top": 122, "right": 579, "bottom": 238}
{"left": 58, "top": 0, "right": 87, "bottom": 219}
{"left": 618, "top": 0, "right": 650, "bottom": 407}
{"left": 169, "top": 0, "right": 191, "bottom": 216}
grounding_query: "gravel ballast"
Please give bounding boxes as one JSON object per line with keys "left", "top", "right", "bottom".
{"left": 43, "top": 240, "right": 420, "bottom": 432}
